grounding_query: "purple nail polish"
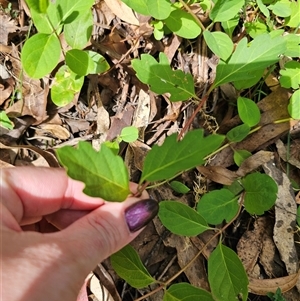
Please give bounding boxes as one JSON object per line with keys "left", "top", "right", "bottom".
{"left": 125, "top": 199, "right": 159, "bottom": 232}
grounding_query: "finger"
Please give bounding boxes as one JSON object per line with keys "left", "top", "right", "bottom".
{"left": 1, "top": 167, "right": 146, "bottom": 228}
{"left": 54, "top": 197, "right": 159, "bottom": 276}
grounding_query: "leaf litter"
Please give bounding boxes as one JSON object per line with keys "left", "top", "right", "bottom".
{"left": 1, "top": 1, "right": 300, "bottom": 300}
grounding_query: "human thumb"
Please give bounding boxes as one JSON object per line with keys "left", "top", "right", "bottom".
{"left": 55, "top": 197, "right": 158, "bottom": 277}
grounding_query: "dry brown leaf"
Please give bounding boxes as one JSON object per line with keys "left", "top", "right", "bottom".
{"left": 0, "top": 142, "right": 60, "bottom": 167}
{"left": 248, "top": 271, "right": 300, "bottom": 295}
{"left": 236, "top": 151, "right": 274, "bottom": 177}
{"left": 237, "top": 217, "right": 266, "bottom": 277}
{"left": 104, "top": 0, "right": 139, "bottom": 25}
{"left": 0, "top": 12, "right": 18, "bottom": 45}
{"left": 197, "top": 165, "right": 238, "bottom": 185}
{"left": 39, "top": 124, "right": 70, "bottom": 140}
{"left": 276, "top": 139, "right": 300, "bottom": 169}
{"left": 263, "top": 161, "right": 299, "bottom": 277}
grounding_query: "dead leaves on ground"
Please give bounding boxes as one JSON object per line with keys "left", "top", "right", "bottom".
{"left": 0, "top": 1, "right": 300, "bottom": 300}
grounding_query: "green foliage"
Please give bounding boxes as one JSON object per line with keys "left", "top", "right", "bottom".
{"left": 203, "top": 30, "right": 234, "bottom": 60}
{"left": 56, "top": 142, "right": 130, "bottom": 202}
{"left": 279, "top": 61, "right": 300, "bottom": 89}
{"left": 121, "top": 0, "right": 172, "bottom": 20}
{"left": 169, "top": 180, "right": 190, "bottom": 194}
{"left": 197, "top": 189, "right": 239, "bottom": 224}
{"left": 132, "top": 52, "right": 196, "bottom": 101}
{"left": 208, "top": 244, "right": 249, "bottom": 301}
{"left": 164, "top": 5, "right": 201, "bottom": 39}
{"left": 110, "top": 244, "right": 155, "bottom": 288}
{"left": 22, "top": 0, "right": 109, "bottom": 106}
{"left": 158, "top": 201, "right": 210, "bottom": 236}
{"left": 51, "top": 65, "right": 84, "bottom": 106}
{"left": 163, "top": 283, "right": 214, "bottom": 301}
{"left": 237, "top": 97, "right": 261, "bottom": 127}
{"left": 120, "top": 126, "right": 139, "bottom": 143}
{"left": 233, "top": 149, "right": 252, "bottom": 166}
{"left": 209, "top": 0, "right": 244, "bottom": 22}
{"left": 226, "top": 124, "right": 250, "bottom": 143}
{"left": 288, "top": 89, "right": 300, "bottom": 119}
{"left": 21, "top": 33, "right": 61, "bottom": 78}
{"left": 267, "top": 288, "right": 286, "bottom": 301}
{"left": 140, "top": 129, "right": 225, "bottom": 182}
{"left": 0, "top": 111, "right": 13, "bottom": 130}
{"left": 25, "top": 0, "right": 49, "bottom": 14}
{"left": 212, "top": 34, "right": 286, "bottom": 89}
{"left": 242, "top": 173, "right": 278, "bottom": 215}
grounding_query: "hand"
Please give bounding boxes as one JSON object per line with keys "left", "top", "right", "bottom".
{"left": 0, "top": 167, "right": 158, "bottom": 301}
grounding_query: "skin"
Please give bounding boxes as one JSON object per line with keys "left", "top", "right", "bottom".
{"left": 0, "top": 167, "right": 149, "bottom": 301}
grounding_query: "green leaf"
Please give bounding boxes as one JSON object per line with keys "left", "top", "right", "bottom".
{"left": 288, "top": 89, "right": 300, "bottom": 120}
{"left": 284, "top": 34, "right": 300, "bottom": 57}
{"left": 163, "top": 283, "right": 214, "bottom": 301}
{"left": 213, "top": 34, "right": 286, "bottom": 88}
{"left": 268, "top": 1, "right": 291, "bottom": 17}
{"left": 233, "top": 68, "right": 265, "bottom": 90}
{"left": 169, "top": 181, "right": 190, "bottom": 194}
{"left": 51, "top": 65, "right": 84, "bottom": 106}
{"left": 237, "top": 97, "right": 261, "bottom": 127}
{"left": 0, "top": 111, "right": 13, "bottom": 130}
{"left": 26, "top": 0, "right": 49, "bottom": 13}
{"left": 242, "top": 173, "right": 278, "bottom": 215}
{"left": 140, "top": 129, "right": 225, "bottom": 182}
{"left": 110, "top": 244, "right": 155, "bottom": 288}
{"left": 21, "top": 33, "right": 61, "bottom": 78}
{"left": 297, "top": 206, "right": 300, "bottom": 227}
{"left": 164, "top": 7, "right": 201, "bottom": 39}
{"left": 65, "top": 49, "right": 94, "bottom": 76}
{"left": 203, "top": 30, "right": 233, "bottom": 60}
{"left": 284, "top": 1, "right": 300, "bottom": 28}
{"left": 31, "top": 3, "right": 62, "bottom": 34}
{"left": 132, "top": 52, "right": 196, "bottom": 101}
{"left": 56, "top": 142, "right": 130, "bottom": 202}
{"left": 64, "top": 10, "right": 93, "bottom": 49}
{"left": 233, "top": 149, "right": 252, "bottom": 166}
{"left": 209, "top": 0, "right": 244, "bottom": 22}
{"left": 122, "top": 0, "right": 172, "bottom": 20}
{"left": 279, "top": 61, "right": 300, "bottom": 89}
{"left": 56, "top": 0, "right": 95, "bottom": 24}
{"left": 197, "top": 189, "right": 239, "bottom": 224}
{"left": 245, "top": 19, "right": 269, "bottom": 39}
{"left": 102, "top": 141, "right": 120, "bottom": 155}
{"left": 256, "top": 0, "right": 270, "bottom": 18}
{"left": 208, "top": 244, "right": 248, "bottom": 301}
{"left": 86, "top": 51, "right": 110, "bottom": 74}
{"left": 221, "top": 15, "right": 239, "bottom": 37}
{"left": 226, "top": 124, "right": 250, "bottom": 143}
{"left": 120, "top": 126, "right": 139, "bottom": 143}
{"left": 158, "top": 201, "right": 210, "bottom": 236}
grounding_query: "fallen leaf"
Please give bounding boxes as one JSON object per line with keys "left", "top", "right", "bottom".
{"left": 197, "top": 165, "right": 238, "bottom": 185}
{"left": 236, "top": 151, "right": 274, "bottom": 177}
{"left": 263, "top": 161, "right": 299, "bottom": 277}
{"left": 104, "top": 0, "right": 139, "bottom": 26}
{"left": 39, "top": 124, "right": 70, "bottom": 140}
{"left": 248, "top": 271, "right": 300, "bottom": 295}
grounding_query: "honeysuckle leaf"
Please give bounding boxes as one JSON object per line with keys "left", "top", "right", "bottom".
{"left": 158, "top": 201, "right": 210, "bottom": 236}
{"left": 56, "top": 141, "right": 130, "bottom": 202}
{"left": 111, "top": 244, "right": 155, "bottom": 288}
{"left": 208, "top": 244, "right": 248, "bottom": 301}
{"left": 213, "top": 34, "right": 286, "bottom": 89}
{"left": 132, "top": 52, "right": 196, "bottom": 101}
{"left": 140, "top": 129, "right": 225, "bottom": 182}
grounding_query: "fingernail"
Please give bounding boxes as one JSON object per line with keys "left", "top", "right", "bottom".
{"left": 125, "top": 199, "right": 159, "bottom": 232}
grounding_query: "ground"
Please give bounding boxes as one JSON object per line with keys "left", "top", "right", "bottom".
{"left": 1, "top": 0, "right": 300, "bottom": 300}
